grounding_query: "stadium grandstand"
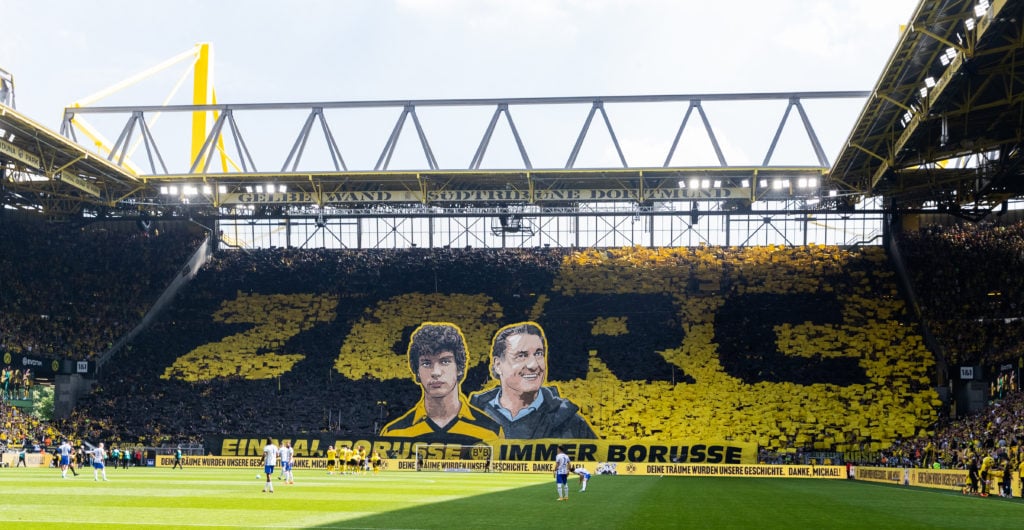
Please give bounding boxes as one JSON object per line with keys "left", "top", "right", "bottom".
{"left": 2, "top": 0, "right": 1024, "bottom": 475}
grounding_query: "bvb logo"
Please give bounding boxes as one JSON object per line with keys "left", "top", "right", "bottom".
{"left": 52, "top": 360, "right": 60, "bottom": 372}
{"left": 3, "top": 352, "right": 10, "bottom": 364}
{"left": 626, "top": 464, "right": 637, "bottom": 473}
{"left": 380, "top": 460, "right": 389, "bottom": 470}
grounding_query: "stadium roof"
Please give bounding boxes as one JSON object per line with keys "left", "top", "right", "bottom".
{"left": 0, "top": 104, "right": 142, "bottom": 213}
{"left": 829, "top": 0, "right": 1024, "bottom": 213}
{"left": 3, "top": 0, "right": 1023, "bottom": 219}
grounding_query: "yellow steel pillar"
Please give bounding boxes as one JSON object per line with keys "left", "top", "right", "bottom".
{"left": 191, "top": 42, "right": 214, "bottom": 170}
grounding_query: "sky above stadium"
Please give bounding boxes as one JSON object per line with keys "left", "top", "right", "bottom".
{"left": 0, "top": 0, "right": 921, "bottom": 171}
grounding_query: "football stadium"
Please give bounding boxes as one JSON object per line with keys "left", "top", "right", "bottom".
{"left": 3, "top": 0, "right": 1024, "bottom": 528}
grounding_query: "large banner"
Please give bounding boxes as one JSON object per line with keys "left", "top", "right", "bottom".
{"left": 2, "top": 351, "right": 95, "bottom": 377}
{"left": 218, "top": 187, "right": 743, "bottom": 206}
{"left": 2, "top": 351, "right": 61, "bottom": 378}
{"left": 0, "top": 451, "right": 52, "bottom": 468}
{"left": 855, "top": 466, "right": 1021, "bottom": 497}
{"left": 149, "top": 246, "right": 939, "bottom": 455}
{"left": 206, "top": 435, "right": 757, "bottom": 464}
{"left": 153, "top": 454, "right": 840, "bottom": 480}
{"left": 201, "top": 322, "right": 748, "bottom": 463}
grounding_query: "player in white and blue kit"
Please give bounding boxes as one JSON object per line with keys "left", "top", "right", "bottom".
{"left": 574, "top": 467, "right": 591, "bottom": 492}
{"left": 554, "top": 446, "right": 571, "bottom": 501}
{"left": 58, "top": 440, "right": 73, "bottom": 478}
{"left": 279, "top": 441, "right": 294, "bottom": 485}
{"left": 92, "top": 443, "right": 109, "bottom": 481}
{"left": 262, "top": 441, "right": 278, "bottom": 493}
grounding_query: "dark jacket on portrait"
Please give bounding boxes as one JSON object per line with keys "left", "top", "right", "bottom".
{"left": 470, "top": 385, "right": 597, "bottom": 440}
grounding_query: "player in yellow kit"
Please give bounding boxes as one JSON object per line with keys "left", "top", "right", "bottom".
{"left": 371, "top": 450, "right": 382, "bottom": 475}
{"left": 340, "top": 445, "right": 353, "bottom": 474}
{"left": 980, "top": 453, "right": 995, "bottom": 497}
{"left": 355, "top": 446, "right": 368, "bottom": 475}
{"left": 326, "top": 446, "right": 337, "bottom": 475}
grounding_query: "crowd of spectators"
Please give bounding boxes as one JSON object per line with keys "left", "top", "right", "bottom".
{"left": 0, "top": 398, "right": 54, "bottom": 453}
{"left": 0, "top": 215, "right": 205, "bottom": 360}
{"left": 51, "top": 243, "right": 939, "bottom": 457}
{"left": 855, "top": 385, "right": 1024, "bottom": 472}
{"left": 897, "top": 219, "right": 1024, "bottom": 368}
{"left": 55, "top": 246, "right": 569, "bottom": 447}
{"left": 4, "top": 212, "right": 1024, "bottom": 465}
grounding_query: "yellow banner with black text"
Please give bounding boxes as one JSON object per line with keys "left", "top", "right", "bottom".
{"left": 155, "top": 455, "right": 842, "bottom": 480}
{"left": 854, "top": 466, "right": 1020, "bottom": 496}
{"left": 206, "top": 436, "right": 757, "bottom": 464}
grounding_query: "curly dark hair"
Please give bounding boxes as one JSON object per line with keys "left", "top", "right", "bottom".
{"left": 408, "top": 323, "right": 467, "bottom": 379}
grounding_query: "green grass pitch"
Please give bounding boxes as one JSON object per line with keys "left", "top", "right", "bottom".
{"left": 1, "top": 467, "right": 1021, "bottom": 528}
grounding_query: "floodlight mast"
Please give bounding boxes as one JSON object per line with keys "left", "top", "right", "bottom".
{"left": 64, "top": 43, "right": 235, "bottom": 175}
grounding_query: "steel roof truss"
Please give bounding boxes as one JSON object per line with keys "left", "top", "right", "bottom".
{"left": 564, "top": 100, "right": 628, "bottom": 169}
{"left": 375, "top": 106, "right": 438, "bottom": 171}
{"left": 761, "top": 98, "right": 829, "bottom": 167}
{"left": 225, "top": 111, "right": 257, "bottom": 173}
{"left": 470, "top": 104, "right": 533, "bottom": 170}
{"left": 137, "top": 111, "right": 169, "bottom": 174}
{"left": 664, "top": 101, "right": 727, "bottom": 168}
{"left": 188, "top": 110, "right": 227, "bottom": 173}
{"left": 281, "top": 107, "right": 347, "bottom": 172}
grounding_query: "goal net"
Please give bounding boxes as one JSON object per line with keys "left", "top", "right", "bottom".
{"left": 413, "top": 443, "right": 493, "bottom": 473}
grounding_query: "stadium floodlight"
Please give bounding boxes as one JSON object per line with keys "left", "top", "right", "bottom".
{"left": 940, "top": 55, "right": 950, "bottom": 66}
{"left": 245, "top": 186, "right": 253, "bottom": 193}
{"left": 772, "top": 179, "right": 786, "bottom": 190}
{"left": 202, "top": 185, "right": 212, "bottom": 195}
{"left": 701, "top": 179, "right": 711, "bottom": 189}
{"left": 688, "top": 178, "right": 700, "bottom": 190}
{"left": 168, "top": 185, "right": 178, "bottom": 196}
{"left": 808, "top": 177, "right": 819, "bottom": 188}
{"left": 255, "top": 185, "right": 264, "bottom": 193}
{"left": 741, "top": 179, "right": 750, "bottom": 188}
{"left": 974, "top": 2, "right": 988, "bottom": 18}
{"left": 218, "top": 185, "right": 227, "bottom": 194}
{"left": 183, "top": 185, "right": 197, "bottom": 196}
{"left": 919, "top": 87, "right": 928, "bottom": 98}
{"left": 677, "top": 180, "right": 686, "bottom": 188}
{"left": 946, "top": 47, "right": 957, "bottom": 60}
{"left": 924, "top": 77, "right": 936, "bottom": 88}
{"left": 797, "top": 178, "right": 808, "bottom": 189}
{"left": 278, "top": 184, "right": 287, "bottom": 193}
{"left": 713, "top": 180, "right": 722, "bottom": 188}
{"left": 0, "top": 128, "right": 5, "bottom": 137}
{"left": 829, "top": 190, "right": 838, "bottom": 197}
{"left": 265, "top": 183, "right": 275, "bottom": 193}
{"left": 6, "top": 133, "right": 14, "bottom": 142}
{"left": 965, "top": 17, "right": 975, "bottom": 30}
{"left": 159, "top": 186, "right": 169, "bottom": 195}
{"left": 759, "top": 179, "right": 769, "bottom": 189}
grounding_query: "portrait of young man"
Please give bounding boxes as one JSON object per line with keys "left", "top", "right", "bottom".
{"left": 379, "top": 322, "right": 502, "bottom": 443}
{"left": 470, "top": 322, "right": 597, "bottom": 440}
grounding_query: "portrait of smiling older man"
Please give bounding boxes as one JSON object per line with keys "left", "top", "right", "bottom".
{"left": 471, "top": 322, "right": 596, "bottom": 440}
